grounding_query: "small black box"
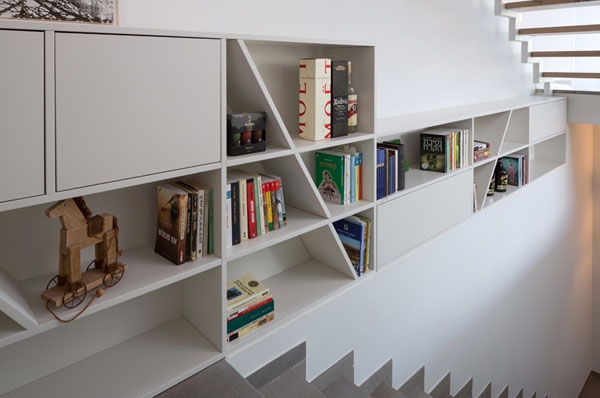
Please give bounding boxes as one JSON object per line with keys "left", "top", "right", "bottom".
{"left": 331, "top": 61, "right": 348, "bottom": 138}
{"left": 227, "top": 112, "right": 267, "bottom": 156}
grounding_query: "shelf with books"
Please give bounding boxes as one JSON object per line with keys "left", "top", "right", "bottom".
{"left": 226, "top": 225, "right": 357, "bottom": 350}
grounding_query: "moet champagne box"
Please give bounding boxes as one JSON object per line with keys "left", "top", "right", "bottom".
{"left": 227, "top": 112, "right": 267, "bottom": 156}
{"left": 299, "top": 58, "right": 331, "bottom": 141}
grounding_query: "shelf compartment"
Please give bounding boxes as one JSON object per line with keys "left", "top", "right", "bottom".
{"left": 377, "top": 169, "right": 473, "bottom": 268}
{"left": 0, "top": 245, "right": 221, "bottom": 349}
{"left": 227, "top": 39, "right": 293, "bottom": 157}
{"left": 241, "top": 39, "right": 375, "bottom": 149}
{"left": 299, "top": 139, "right": 376, "bottom": 218}
{"left": 2, "top": 317, "right": 223, "bottom": 398}
{"left": 530, "top": 132, "right": 566, "bottom": 181}
{"left": 501, "top": 107, "right": 529, "bottom": 155}
{"left": 474, "top": 111, "right": 510, "bottom": 159}
{"left": 226, "top": 226, "right": 356, "bottom": 351}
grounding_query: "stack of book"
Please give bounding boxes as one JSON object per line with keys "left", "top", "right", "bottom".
{"left": 474, "top": 140, "right": 491, "bottom": 162}
{"left": 500, "top": 154, "right": 528, "bottom": 186}
{"left": 154, "top": 180, "right": 214, "bottom": 265}
{"left": 226, "top": 170, "right": 286, "bottom": 248}
{"left": 332, "top": 215, "right": 371, "bottom": 276}
{"left": 315, "top": 145, "right": 363, "bottom": 205}
{"left": 376, "top": 140, "right": 406, "bottom": 200}
{"left": 420, "top": 127, "right": 470, "bottom": 173}
{"left": 227, "top": 273, "right": 274, "bottom": 342}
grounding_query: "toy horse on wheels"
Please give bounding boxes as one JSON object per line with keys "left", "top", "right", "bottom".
{"left": 42, "top": 197, "right": 126, "bottom": 321}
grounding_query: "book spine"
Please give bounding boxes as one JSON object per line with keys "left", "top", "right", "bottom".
{"left": 263, "top": 182, "right": 273, "bottom": 232}
{"left": 246, "top": 179, "right": 257, "bottom": 239}
{"left": 208, "top": 187, "right": 214, "bottom": 255}
{"left": 356, "top": 151, "right": 363, "bottom": 200}
{"left": 270, "top": 180, "right": 279, "bottom": 230}
{"left": 227, "top": 312, "right": 274, "bottom": 342}
{"left": 227, "top": 288, "right": 271, "bottom": 316}
{"left": 225, "top": 184, "right": 232, "bottom": 248}
{"left": 255, "top": 176, "right": 264, "bottom": 236}
{"left": 239, "top": 178, "right": 248, "bottom": 242}
{"left": 227, "top": 300, "right": 275, "bottom": 333}
{"left": 227, "top": 295, "right": 273, "bottom": 321}
{"left": 231, "top": 181, "right": 241, "bottom": 245}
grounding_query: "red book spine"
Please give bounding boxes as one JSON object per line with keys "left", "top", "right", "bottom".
{"left": 247, "top": 179, "right": 257, "bottom": 239}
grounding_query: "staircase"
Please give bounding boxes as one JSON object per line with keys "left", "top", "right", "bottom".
{"left": 155, "top": 343, "right": 547, "bottom": 398}
{"left": 495, "top": 0, "right": 600, "bottom": 94}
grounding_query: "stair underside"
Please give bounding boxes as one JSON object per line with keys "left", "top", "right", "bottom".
{"left": 519, "top": 24, "right": 600, "bottom": 35}
{"left": 531, "top": 50, "right": 600, "bottom": 57}
{"left": 505, "top": 0, "right": 600, "bottom": 11}
{"left": 541, "top": 71, "right": 600, "bottom": 78}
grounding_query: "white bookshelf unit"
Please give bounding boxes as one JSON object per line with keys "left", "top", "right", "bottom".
{"left": 0, "top": 21, "right": 566, "bottom": 397}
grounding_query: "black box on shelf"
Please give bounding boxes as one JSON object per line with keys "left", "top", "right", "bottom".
{"left": 227, "top": 112, "right": 267, "bottom": 156}
{"left": 331, "top": 60, "right": 348, "bottom": 138}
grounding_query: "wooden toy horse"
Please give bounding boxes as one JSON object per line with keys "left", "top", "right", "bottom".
{"left": 43, "top": 197, "right": 125, "bottom": 312}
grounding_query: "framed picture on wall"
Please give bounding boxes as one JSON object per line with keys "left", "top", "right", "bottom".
{"left": 0, "top": 0, "right": 118, "bottom": 24}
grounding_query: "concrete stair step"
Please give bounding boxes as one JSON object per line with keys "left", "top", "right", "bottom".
{"left": 497, "top": 386, "right": 509, "bottom": 398}
{"left": 246, "top": 342, "right": 306, "bottom": 390}
{"left": 321, "top": 376, "right": 372, "bottom": 398}
{"left": 260, "top": 369, "right": 326, "bottom": 398}
{"left": 429, "top": 373, "right": 452, "bottom": 398}
{"left": 398, "top": 367, "right": 433, "bottom": 398}
{"left": 454, "top": 378, "right": 473, "bottom": 398}
{"left": 478, "top": 382, "right": 492, "bottom": 398}
{"left": 371, "top": 382, "right": 409, "bottom": 398}
{"left": 156, "top": 359, "right": 263, "bottom": 398}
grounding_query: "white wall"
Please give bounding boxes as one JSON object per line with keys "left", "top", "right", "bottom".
{"left": 117, "top": 1, "right": 594, "bottom": 396}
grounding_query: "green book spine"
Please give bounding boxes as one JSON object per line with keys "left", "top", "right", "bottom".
{"left": 315, "top": 151, "right": 345, "bottom": 205}
{"left": 227, "top": 300, "right": 275, "bottom": 333}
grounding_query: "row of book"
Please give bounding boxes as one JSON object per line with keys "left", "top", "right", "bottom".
{"left": 226, "top": 170, "right": 287, "bottom": 248}
{"left": 227, "top": 273, "right": 274, "bottom": 342}
{"left": 501, "top": 154, "right": 529, "bottom": 187}
{"left": 333, "top": 215, "right": 372, "bottom": 276}
{"left": 315, "top": 145, "right": 363, "bottom": 205}
{"left": 155, "top": 180, "right": 214, "bottom": 265}
{"left": 376, "top": 140, "right": 406, "bottom": 200}
{"left": 420, "top": 127, "right": 470, "bottom": 173}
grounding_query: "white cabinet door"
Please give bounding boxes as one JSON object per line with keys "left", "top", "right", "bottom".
{"left": 529, "top": 99, "right": 567, "bottom": 143}
{"left": 377, "top": 170, "right": 473, "bottom": 267}
{"left": 0, "top": 30, "right": 45, "bottom": 203}
{"left": 55, "top": 33, "right": 221, "bottom": 191}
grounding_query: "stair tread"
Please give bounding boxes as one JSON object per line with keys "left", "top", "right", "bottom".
{"left": 506, "top": 0, "right": 600, "bottom": 11}
{"left": 321, "top": 376, "right": 371, "bottom": 398}
{"left": 519, "top": 23, "right": 600, "bottom": 35}
{"left": 531, "top": 50, "right": 600, "bottom": 57}
{"left": 371, "top": 382, "right": 409, "bottom": 398}
{"left": 260, "top": 369, "right": 326, "bottom": 398}
{"left": 541, "top": 72, "right": 600, "bottom": 78}
{"left": 398, "top": 384, "right": 434, "bottom": 398}
{"left": 156, "top": 359, "right": 263, "bottom": 398}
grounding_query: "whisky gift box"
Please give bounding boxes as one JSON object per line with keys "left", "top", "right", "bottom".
{"left": 331, "top": 60, "right": 348, "bottom": 138}
{"left": 227, "top": 112, "right": 267, "bottom": 156}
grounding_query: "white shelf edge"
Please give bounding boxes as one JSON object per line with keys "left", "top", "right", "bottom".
{"left": 0, "top": 162, "right": 222, "bottom": 214}
{"left": 2, "top": 317, "right": 223, "bottom": 398}
{"left": 292, "top": 132, "right": 373, "bottom": 153}
{"left": 226, "top": 147, "right": 294, "bottom": 167}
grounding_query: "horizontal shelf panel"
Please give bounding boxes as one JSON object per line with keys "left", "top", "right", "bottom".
{"left": 0, "top": 246, "right": 220, "bottom": 348}
{"left": 3, "top": 317, "right": 222, "bottom": 398}
{"left": 530, "top": 158, "right": 565, "bottom": 181}
{"left": 226, "top": 206, "right": 327, "bottom": 261}
{"left": 226, "top": 146, "right": 294, "bottom": 167}
{"left": 499, "top": 141, "right": 529, "bottom": 157}
{"left": 482, "top": 185, "right": 521, "bottom": 208}
{"left": 227, "top": 259, "right": 355, "bottom": 353}
{"left": 376, "top": 96, "right": 563, "bottom": 136}
{"left": 291, "top": 132, "right": 373, "bottom": 153}
{"left": 0, "top": 162, "right": 222, "bottom": 214}
{"left": 326, "top": 200, "right": 375, "bottom": 221}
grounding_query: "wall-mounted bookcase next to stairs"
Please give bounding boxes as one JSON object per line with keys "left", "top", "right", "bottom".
{"left": 0, "top": 20, "right": 566, "bottom": 398}
{"left": 376, "top": 96, "right": 567, "bottom": 268}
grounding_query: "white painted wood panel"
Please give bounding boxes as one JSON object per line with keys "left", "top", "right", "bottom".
{"left": 377, "top": 170, "right": 473, "bottom": 267}
{"left": 0, "top": 30, "right": 45, "bottom": 203}
{"left": 529, "top": 99, "right": 567, "bottom": 143}
{"left": 54, "top": 33, "right": 221, "bottom": 191}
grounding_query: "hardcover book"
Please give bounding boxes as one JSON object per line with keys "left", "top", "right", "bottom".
{"left": 420, "top": 131, "right": 448, "bottom": 173}
{"left": 315, "top": 150, "right": 346, "bottom": 205}
{"left": 227, "top": 312, "right": 274, "bottom": 342}
{"left": 179, "top": 179, "right": 212, "bottom": 257}
{"left": 155, "top": 184, "right": 189, "bottom": 265}
{"left": 299, "top": 58, "right": 332, "bottom": 141}
{"left": 227, "top": 299, "right": 275, "bottom": 334}
{"left": 333, "top": 216, "right": 367, "bottom": 276}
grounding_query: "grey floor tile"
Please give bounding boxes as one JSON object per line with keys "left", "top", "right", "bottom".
{"left": 260, "top": 369, "right": 326, "bottom": 398}
{"left": 371, "top": 382, "right": 409, "bottom": 398}
{"left": 321, "top": 376, "right": 371, "bottom": 398}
